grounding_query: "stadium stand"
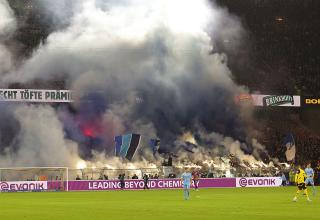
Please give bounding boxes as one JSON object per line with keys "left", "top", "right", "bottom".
{"left": 3, "top": 0, "right": 320, "bottom": 171}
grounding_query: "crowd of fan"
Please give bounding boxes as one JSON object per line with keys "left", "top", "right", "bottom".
{"left": 216, "top": 0, "right": 320, "bottom": 95}
{"left": 5, "top": 0, "right": 320, "bottom": 180}
{"left": 261, "top": 110, "right": 320, "bottom": 164}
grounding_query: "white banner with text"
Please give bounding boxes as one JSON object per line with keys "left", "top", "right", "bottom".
{"left": 0, "top": 89, "right": 73, "bottom": 103}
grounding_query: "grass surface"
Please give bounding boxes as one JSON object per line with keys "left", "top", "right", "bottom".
{"left": 0, "top": 187, "right": 319, "bottom": 220}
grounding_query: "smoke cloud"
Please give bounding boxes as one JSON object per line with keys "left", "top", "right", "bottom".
{"left": 0, "top": 0, "right": 16, "bottom": 36}
{"left": 0, "top": 0, "right": 16, "bottom": 77}
{"left": 0, "top": 105, "right": 80, "bottom": 167}
{"left": 0, "top": 0, "right": 267, "bottom": 168}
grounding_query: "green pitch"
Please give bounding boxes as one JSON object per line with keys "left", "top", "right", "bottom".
{"left": 0, "top": 187, "right": 319, "bottom": 220}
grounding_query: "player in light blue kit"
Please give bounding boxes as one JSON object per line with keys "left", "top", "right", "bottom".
{"left": 181, "top": 169, "right": 192, "bottom": 200}
{"left": 305, "top": 163, "right": 316, "bottom": 196}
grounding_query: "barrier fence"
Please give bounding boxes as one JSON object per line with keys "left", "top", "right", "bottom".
{"left": 0, "top": 177, "right": 282, "bottom": 192}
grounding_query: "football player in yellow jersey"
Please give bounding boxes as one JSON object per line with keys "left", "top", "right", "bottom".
{"left": 293, "top": 165, "right": 311, "bottom": 202}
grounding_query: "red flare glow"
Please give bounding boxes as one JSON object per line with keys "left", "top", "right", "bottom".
{"left": 82, "top": 127, "right": 95, "bottom": 138}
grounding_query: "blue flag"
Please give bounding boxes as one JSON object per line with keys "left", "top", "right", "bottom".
{"left": 114, "top": 134, "right": 141, "bottom": 160}
{"left": 283, "top": 133, "right": 296, "bottom": 162}
{"left": 114, "top": 135, "right": 122, "bottom": 156}
{"left": 149, "top": 139, "right": 160, "bottom": 155}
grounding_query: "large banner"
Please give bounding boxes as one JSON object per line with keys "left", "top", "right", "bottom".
{"left": 0, "top": 89, "right": 73, "bottom": 103}
{"left": 236, "top": 94, "right": 301, "bottom": 107}
{"left": 0, "top": 178, "right": 283, "bottom": 192}
{"left": 64, "top": 178, "right": 236, "bottom": 191}
{"left": 236, "top": 177, "right": 282, "bottom": 188}
{"left": 251, "top": 95, "right": 300, "bottom": 107}
{"left": 0, "top": 181, "right": 48, "bottom": 192}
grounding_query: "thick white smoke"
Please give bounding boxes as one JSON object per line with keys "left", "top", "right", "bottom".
{"left": 0, "top": 0, "right": 268, "bottom": 168}
{"left": 176, "top": 129, "right": 268, "bottom": 165}
{"left": 0, "top": 0, "right": 16, "bottom": 36}
{"left": 3, "top": 0, "right": 236, "bottom": 88}
{"left": 0, "top": 0, "right": 16, "bottom": 77}
{"left": 0, "top": 45, "right": 12, "bottom": 76}
{"left": 0, "top": 105, "right": 81, "bottom": 167}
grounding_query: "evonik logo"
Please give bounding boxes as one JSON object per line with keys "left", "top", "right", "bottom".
{"left": 238, "top": 178, "right": 276, "bottom": 187}
{"left": 0, "top": 182, "right": 9, "bottom": 191}
{"left": 0, "top": 181, "right": 47, "bottom": 191}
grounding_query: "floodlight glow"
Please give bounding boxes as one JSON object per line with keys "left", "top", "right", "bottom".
{"left": 161, "top": 0, "right": 212, "bottom": 34}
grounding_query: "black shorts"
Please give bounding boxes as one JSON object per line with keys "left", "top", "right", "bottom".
{"left": 297, "top": 183, "right": 306, "bottom": 190}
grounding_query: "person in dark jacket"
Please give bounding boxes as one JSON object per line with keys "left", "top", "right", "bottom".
{"left": 143, "top": 174, "right": 149, "bottom": 189}
{"left": 119, "top": 173, "right": 125, "bottom": 189}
